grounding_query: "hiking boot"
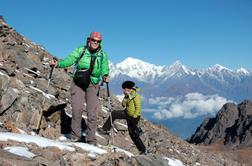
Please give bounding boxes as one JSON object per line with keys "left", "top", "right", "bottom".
{"left": 87, "top": 141, "right": 97, "bottom": 146}
{"left": 97, "top": 127, "right": 109, "bottom": 135}
{"left": 71, "top": 134, "right": 86, "bottom": 143}
{"left": 77, "top": 136, "right": 87, "bottom": 143}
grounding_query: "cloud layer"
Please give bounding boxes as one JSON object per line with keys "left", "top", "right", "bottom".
{"left": 143, "top": 93, "right": 233, "bottom": 120}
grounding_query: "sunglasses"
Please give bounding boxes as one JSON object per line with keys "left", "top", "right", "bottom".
{"left": 90, "top": 38, "right": 102, "bottom": 44}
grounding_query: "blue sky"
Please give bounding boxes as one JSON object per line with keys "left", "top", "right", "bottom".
{"left": 1, "top": 0, "right": 252, "bottom": 70}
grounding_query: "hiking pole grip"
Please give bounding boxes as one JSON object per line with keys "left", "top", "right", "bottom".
{"left": 48, "top": 65, "right": 55, "bottom": 80}
{"left": 106, "top": 82, "right": 112, "bottom": 111}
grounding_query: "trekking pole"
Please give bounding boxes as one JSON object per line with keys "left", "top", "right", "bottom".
{"left": 42, "top": 65, "right": 55, "bottom": 104}
{"left": 35, "top": 65, "right": 55, "bottom": 133}
{"left": 96, "top": 80, "right": 104, "bottom": 97}
{"left": 106, "top": 82, "right": 115, "bottom": 151}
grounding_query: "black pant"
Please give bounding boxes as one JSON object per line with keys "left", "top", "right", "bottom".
{"left": 102, "top": 110, "right": 146, "bottom": 152}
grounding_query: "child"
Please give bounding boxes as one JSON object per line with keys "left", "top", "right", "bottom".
{"left": 98, "top": 81, "right": 147, "bottom": 154}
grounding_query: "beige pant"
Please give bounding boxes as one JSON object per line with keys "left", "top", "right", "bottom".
{"left": 70, "top": 83, "right": 99, "bottom": 143}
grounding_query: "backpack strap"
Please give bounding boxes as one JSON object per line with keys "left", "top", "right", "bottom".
{"left": 72, "top": 46, "right": 86, "bottom": 75}
{"left": 75, "top": 46, "right": 86, "bottom": 66}
{"left": 100, "top": 51, "right": 104, "bottom": 62}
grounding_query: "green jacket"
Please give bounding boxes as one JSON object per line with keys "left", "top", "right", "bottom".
{"left": 57, "top": 46, "right": 109, "bottom": 85}
{"left": 122, "top": 88, "right": 142, "bottom": 118}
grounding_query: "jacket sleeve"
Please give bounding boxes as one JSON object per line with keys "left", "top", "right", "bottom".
{"left": 133, "top": 94, "right": 141, "bottom": 118}
{"left": 57, "top": 47, "right": 82, "bottom": 68}
{"left": 101, "top": 52, "right": 109, "bottom": 76}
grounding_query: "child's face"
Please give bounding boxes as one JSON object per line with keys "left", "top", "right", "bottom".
{"left": 123, "top": 88, "right": 132, "bottom": 95}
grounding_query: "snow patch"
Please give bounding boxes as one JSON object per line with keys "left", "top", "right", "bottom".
{"left": 0, "top": 132, "right": 109, "bottom": 156}
{"left": 58, "top": 135, "right": 68, "bottom": 141}
{"left": 0, "top": 71, "right": 9, "bottom": 76}
{"left": 17, "top": 128, "right": 27, "bottom": 134}
{"left": 23, "top": 43, "right": 31, "bottom": 48}
{"left": 29, "top": 86, "right": 55, "bottom": 100}
{"left": 0, "top": 132, "right": 75, "bottom": 151}
{"left": 163, "top": 157, "right": 185, "bottom": 166}
{"left": 68, "top": 142, "right": 107, "bottom": 155}
{"left": 22, "top": 73, "right": 34, "bottom": 78}
{"left": 24, "top": 67, "right": 41, "bottom": 76}
{"left": 4, "top": 146, "right": 36, "bottom": 159}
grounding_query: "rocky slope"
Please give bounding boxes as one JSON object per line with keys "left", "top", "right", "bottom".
{"left": 188, "top": 100, "right": 252, "bottom": 149}
{"left": 0, "top": 16, "right": 242, "bottom": 165}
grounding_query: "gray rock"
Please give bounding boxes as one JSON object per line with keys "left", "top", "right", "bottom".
{"left": 0, "top": 72, "right": 10, "bottom": 93}
{"left": 134, "top": 154, "right": 169, "bottom": 166}
{"left": 0, "top": 87, "right": 18, "bottom": 115}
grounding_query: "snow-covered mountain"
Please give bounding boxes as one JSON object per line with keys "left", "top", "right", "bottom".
{"left": 108, "top": 57, "right": 252, "bottom": 138}
{"left": 109, "top": 57, "right": 252, "bottom": 102}
{"left": 110, "top": 57, "right": 251, "bottom": 83}
{"left": 111, "top": 57, "right": 164, "bottom": 83}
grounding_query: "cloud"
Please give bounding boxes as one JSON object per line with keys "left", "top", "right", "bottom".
{"left": 145, "top": 92, "right": 233, "bottom": 120}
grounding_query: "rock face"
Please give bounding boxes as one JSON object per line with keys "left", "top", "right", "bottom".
{"left": 188, "top": 100, "right": 252, "bottom": 149}
{"left": 0, "top": 17, "right": 242, "bottom": 165}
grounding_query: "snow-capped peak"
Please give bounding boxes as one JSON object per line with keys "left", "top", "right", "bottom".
{"left": 236, "top": 67, "right": 250, "bottom": 75}
{"left": 166, "top": 60, "right": 195, "bottom": 76}
{"left": 115, "top": 57, "right": 164, "bottom": 82}
{"left": 116, "top": 57, "right": 163, "bottom": 70}
{"left": 170, "top": 60, "right": 183, "bottom": 67}
{"left": 209, "top": 64, "right": 233, "bottom": 72}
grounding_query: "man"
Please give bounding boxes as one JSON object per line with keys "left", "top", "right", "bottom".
{"left": 51, "top": 32, "right": 109, "bottom": 145}
{"left": 98, "top": 81, "right": 147, "bottom": 154}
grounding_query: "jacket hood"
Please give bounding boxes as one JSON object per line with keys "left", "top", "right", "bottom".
{"left": 133, "top": 87, "right": 140, "bottom": 92}
{"left": 128, "top": 87, "right": 140, "bottom": 99}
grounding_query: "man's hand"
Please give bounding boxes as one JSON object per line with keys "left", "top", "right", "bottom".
{"left": 103, "top": 76, "right": 109, "bottom": 83}
{"left": 50, "top": 59, "right": 58, "bottom": 67}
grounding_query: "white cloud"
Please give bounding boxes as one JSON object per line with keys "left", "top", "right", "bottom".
{"left": 148, "top": 92, "right": 233, "bottom": 120}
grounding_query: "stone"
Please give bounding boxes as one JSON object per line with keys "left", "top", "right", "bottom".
{"left": 0, "top": 72, "right": 10, "bottom": 92}
{"left": 16, "top": 111, "right": 31, "bottom": 127}
{"left": 0, "top": 87, "right": 18, "bottom": 115}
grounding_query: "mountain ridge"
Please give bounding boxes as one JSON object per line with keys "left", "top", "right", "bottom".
{"left": 110, "top": 57, "right": 251, "bottom": 83}
{"left": 188, "top": 100, "right": 252, "bottom": 149}
{"left": 109, "top": 56, "right": 252, "bottom": 104}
